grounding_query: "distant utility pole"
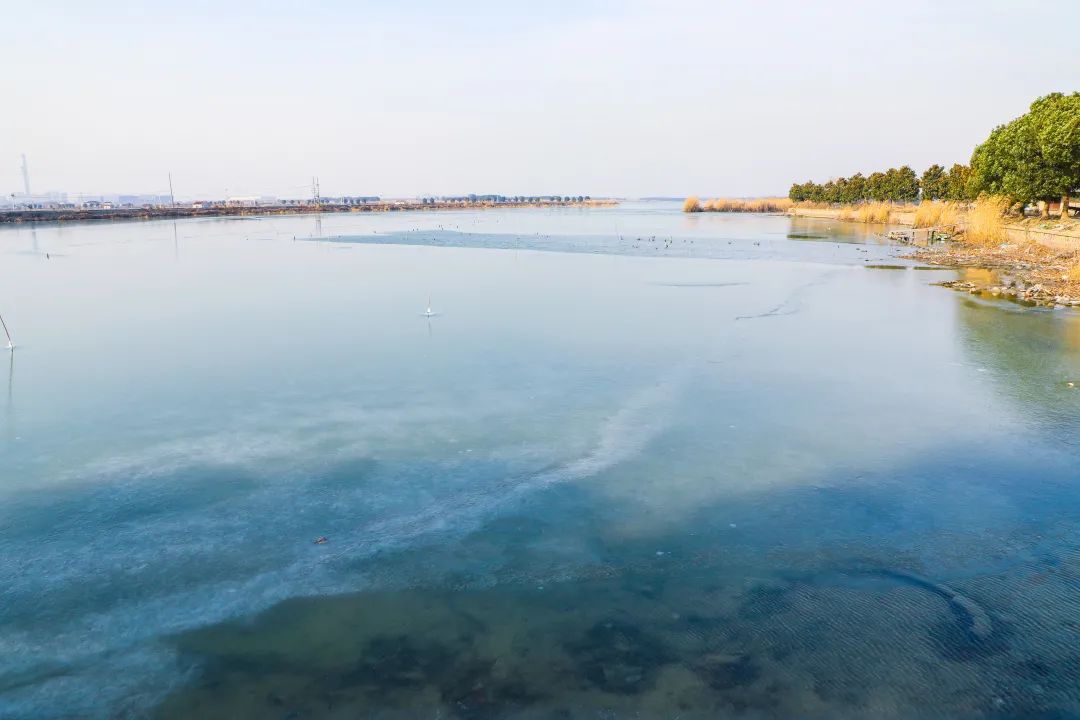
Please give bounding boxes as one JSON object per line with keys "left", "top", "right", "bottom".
{"left": 311, "top": 176, "right": 321, "bottom": 206}
{"left": 168, "top": 172, "right": 175, "bottom": 206}
{"left": 20, "top": 154, "right": 30, "bottom": 195}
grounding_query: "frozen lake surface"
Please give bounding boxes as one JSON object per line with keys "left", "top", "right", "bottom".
{"left": 2, "top": 203, "right": 1080, "bottom": 719}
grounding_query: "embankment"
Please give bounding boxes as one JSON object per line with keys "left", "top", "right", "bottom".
{"left": 0, "top": 199, "right": 616, "bottom": 226}
{"left": 1003, "top": 223, "right": 1080, "bottom": 251}
{"left": 788, "top": 206, "right": 916, "bottom": 226}
{"left": 791, "top": 206, "right": 1080, "bottom": 252}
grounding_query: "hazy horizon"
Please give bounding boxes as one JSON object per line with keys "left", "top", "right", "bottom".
{"left": 4, "top": 0, "right": 1078, "bottom": 199}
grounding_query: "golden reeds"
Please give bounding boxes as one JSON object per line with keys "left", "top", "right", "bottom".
{"left": 852, "top": 203, "right": 893, "bottom": 223}
{"left": 963, "top": 196, "right": 1009, "bottom": 246}
{"left": 1066, "top": 261, "right": 1080, "bottom": 289}
{"left": 913, "top": 201, "right": 963, "bottom": 228}
{"left": 683, "top": 196, "right": 702, "bottom": 213}
{"left": 693, "top": 197, "right": 793, "bottom": 213}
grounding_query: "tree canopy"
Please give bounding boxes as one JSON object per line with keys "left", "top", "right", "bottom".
{"left": 920, "top": 164, "right": 948, "bottom": 200}
{"left": 970, "top": 92, "right": 1079, "bottom": 209}
{"left": 790, "top": 92, "right": 1078, "bottom": 214}
{"left": 789, "top": 164, "right": 964, "bottom": 203}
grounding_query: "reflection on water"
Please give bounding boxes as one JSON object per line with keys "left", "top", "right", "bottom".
{"left": 785, "top": 216, "right": 892, "bottom": 245}
{"left": 955, "top": 296, "right": 1080, "bottom": 432}
{"left": 1, "top": 204, "right": 1080, "bottom": 719}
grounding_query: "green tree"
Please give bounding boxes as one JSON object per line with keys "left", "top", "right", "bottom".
{"left": 970, "top": 122, "right": 1012, "bottom": 197}
{"left": 899, "top": 166, "right": 920, "bottom": 202}
{"left": 973, "top": 117, "right": 1052, "bottom": 214}
{"left": 866, "top": 172, "right": 887, "bottom": 201}
{"left": 790, "top": 181, "right": 823, "bottom": 202}
{"left": 944, "top": 164, "right": 973, "bottom": 201}
{"left": 879, "top": 166, "right": 919, "bottom": 202}
{"left": 1028, "top": 92, "right": 1080, "bottom": 216}
{"left": 841, "top": 173, "right": 866, "bottom": 203}
{"left": 832, "top": 177, "right": 849, "bottom": 204}
{"left": 972, "top": 93, "right": 1080, "bottom": 215}
{"left": 920, "top": 164, "right": 948, "bottom": 200}
{"left": 822, "top": 180, "right": 839, "bottom": 203}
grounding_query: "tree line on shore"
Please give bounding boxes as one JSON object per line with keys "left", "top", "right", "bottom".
{"left": 788, "top": 165, "right": 973, "bottom": 204}
{"left": 788, "top": 92, "right": 1079, "bottom": 215}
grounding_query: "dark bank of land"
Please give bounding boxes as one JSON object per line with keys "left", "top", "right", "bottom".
{"left": 0, "top": 198, "right": 617, "bottom": 226}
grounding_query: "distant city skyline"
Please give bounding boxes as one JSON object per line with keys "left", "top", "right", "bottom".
{"left": 3, "top": 0, "right": 1079, "bottom": 199}
{"left": 2, "top": 178, "right": 592, "bottom": 206}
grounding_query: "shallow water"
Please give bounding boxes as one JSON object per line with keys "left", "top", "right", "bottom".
{"left": 2, "top": 202, "right": 1080, "bottom": 719}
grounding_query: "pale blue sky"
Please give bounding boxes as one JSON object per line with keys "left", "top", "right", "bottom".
{"left": 3, "top": 0, "right": 1078, "bottom": 199}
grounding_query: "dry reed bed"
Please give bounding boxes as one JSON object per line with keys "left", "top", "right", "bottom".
{"left": 791, "top": 202, "right": 917, "bottom": 224}
{"left": 683, "top": 197, "right": 792, "bottom": 213}
{"left": 912, "top": 201, "right": 963, "bottom": 229}
{"left": 909, "top": 197, "right": 1080, "bottom": 304}
{"left": 837, "top": 203, "right": 896, "bottom": 223}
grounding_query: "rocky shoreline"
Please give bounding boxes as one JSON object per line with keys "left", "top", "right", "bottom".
{"left": 906, "top": 241, "right": 1080, "bottom": 309}
{"left": 932, "top": 279, "right": 1080, "bottom": 308}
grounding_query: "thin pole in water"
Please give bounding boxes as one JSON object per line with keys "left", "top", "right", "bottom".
{"left": 0, "top": 312, "right": 13, "bottom": 350}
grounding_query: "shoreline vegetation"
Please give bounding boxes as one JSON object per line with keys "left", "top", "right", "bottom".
{"left": 0, "top": 197, "right": 617, "bottom": 225}
{"left": 907, "top": 198, "right": 1080, "bottom": 307}
{"left": 783, "top": 93, "right": 1078, "bottom": 218}
{"left": 682, "top": 197, "right": 792, "bottom": 213}
{"left": 683, "top": 92, "right": 1080, "bottom": 308}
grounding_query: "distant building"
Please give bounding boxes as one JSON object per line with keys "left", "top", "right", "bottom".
{"left": 75, "top": 194, "right": 171, "bottom": 209}
{"left": 118, "top": 194, "right": 172, "bottom": 207}
{"left": 226, "top": 196, "right": 280, "bottom": 207}
{"left": 7, "top": 191, "right": 69, "bottom": 210}
{"left": 273, "top": 196, "right": 382, "bottom": 206}
{"left": 330, "top": 196, "right": 380, "bottom": 205}
{"left": 438, "top": 195, "right": 510, "bottom": 203}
